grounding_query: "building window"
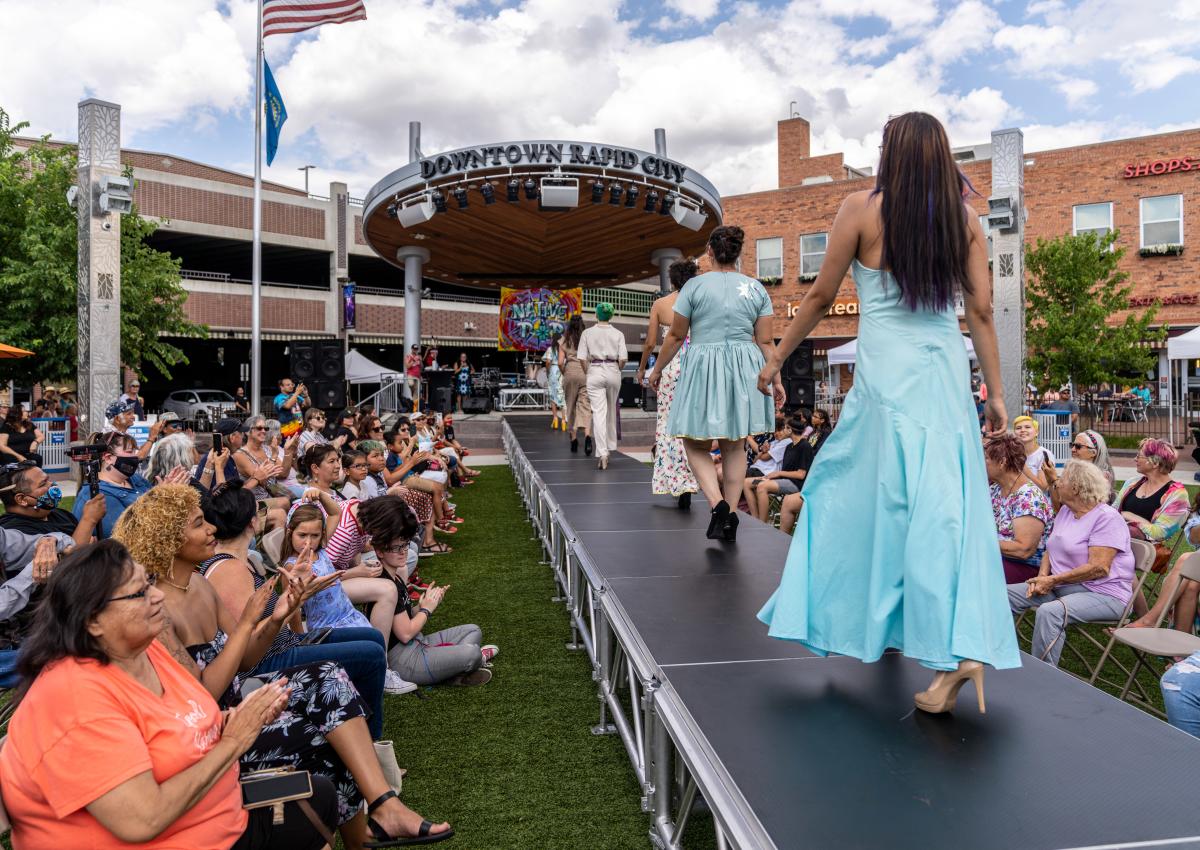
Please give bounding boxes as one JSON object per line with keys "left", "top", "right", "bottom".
{"left": 1073, "top": 202, "right": 1113, "bottom": 244}
{"left": 978, "top": 215, "right": 993, "bottom": 261}
{"left": 800, "top": 233, "right": 827, "bottom": 277}
{"left": 1140, "top": 194, "right": 1182, "bottom": 247}
{"left": 756, "top": 237, "right": 783, "bottom": 278}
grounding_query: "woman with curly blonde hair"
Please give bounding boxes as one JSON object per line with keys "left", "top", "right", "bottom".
{"left": 114, "top": 486, "right": 453, "bottom": 847}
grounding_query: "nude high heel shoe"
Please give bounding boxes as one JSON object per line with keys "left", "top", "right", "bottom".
{"left": 914, "top": 660, "right": 986, "bottom": 715}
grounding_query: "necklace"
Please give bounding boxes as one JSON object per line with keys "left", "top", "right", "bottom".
{"left": 161, "top": 573, "right": 192, "bottom": 593}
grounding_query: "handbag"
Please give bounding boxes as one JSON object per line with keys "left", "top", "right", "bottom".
{"left": 240, "top": 767, "right": 334, "bottom": 846}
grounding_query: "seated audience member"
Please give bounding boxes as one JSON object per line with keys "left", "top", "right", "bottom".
{"left": 301, "top": 444, "right": 346, "bottom": 501}
{"left": 1057, "top": 429, "right": 1114, "bottom": 508}
{"left": 103, "top": 398, "right": 164, "bottom": 461}
{"left": 1012, "top": 415, "right": 1056, "bottom": 492}
{"left": 0, "top": 540, "right": 342, "bottom": 850}
{"left": 359, "top": 439, "right": 444, "bottom": 555}
{"left": 1114, "top": 438, "right": 1189, "bottom": 553}
{"left": 113, "top": 488, "right": 452, "bottom": 846}
{"left": 357, "top": 412, "right": 385, "bottom": 446}
{"left": 327, "top": 496, "right": 495, "bottom": 686}
{"left": 0, "top": 407, "right": 45, "bottom": 467}
{"left": 341, "top": 449, "right": 370, "bottom": 499}
{"left": 195, "top": 418, "right": 249, "bottom": 489}
{"left": 280, "top": 491, "right": 407, "bottom": 662}
{"left": 0, "top": 461, "right": 105, "bottom": 546}
{"left": 297, "top": 407, "right": 334, "bottom": 457}
{"left": 742, "top": 417, "right": 792, "bottom": 511}
{"left": 233, "top": 414, "right": 302, "bottom": 501}
{"left": 777, "top": 492, "right": 804, "bottom": 535}
{"left": 384, "top": 426, "right": 458, "bottom": 536}
{"left": 1162, "top": 631, "right": 1200, "bottom": 738}
{"left": 1007, "top": 460, "right": 1134, "bottom": 667}
{"left": 148, "top": 432, "right": 215, "bottom": 493}
{"left": 333, "top": 409, "right": 359, "bottom": 446}
{"left": 747, "top": 413, "right": 828, "bottom": 522}
{"left": 1127, "top": 495, "right": 1200, "bottom": 632}
{"left": 0, "top": 533, "right": 73, "bottom": 687}
{"left": 73, "top": 431, "right": 153, "bottom": 538}
{"left": 985, "top": 433, "right": 1054, "bottom": 584}
{"left": 356, "top": 440, "right": 389, "bottom": 500}
{"left": 437, "top": 415, "right": 468, "bottom": 457}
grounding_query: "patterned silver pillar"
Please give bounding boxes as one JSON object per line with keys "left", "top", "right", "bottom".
{"left": 990, "top": 128, "right": 1025, "bottom": 423}
{"left": 76, "top": 98, "right": 124, "bottom": 437}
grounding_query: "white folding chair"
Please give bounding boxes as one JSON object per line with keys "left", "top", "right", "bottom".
{"left": 1106, "top": 551, "right": 1200, "bottom": 716}
{"left": 1087, "top": 539, "right": 1161, "bottom": 696}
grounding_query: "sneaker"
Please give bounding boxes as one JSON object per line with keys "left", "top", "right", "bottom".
{"left": 480, "top": 644, "right": 499, "bottom": 664}
{"left": 448, "top": 667, "right": 492, "bottom": 687}
{"left": 384, "top": 670, "right": 418, "bottom": 695}
{"left": 446, "top": 516, "right": 465, "bottom": 524}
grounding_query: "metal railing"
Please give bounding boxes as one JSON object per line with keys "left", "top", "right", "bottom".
{"left": 180, "top": 270, "right": 335, "bottom": 292}
{"left": 583, "top": 287, "right": 653, "bottom": 317}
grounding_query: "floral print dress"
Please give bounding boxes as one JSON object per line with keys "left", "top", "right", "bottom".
{"left": 653, "top": 332, "right": 698, "bottom": 497}
{"left": 187, "top": 629, "right": 368, "bottom": 825}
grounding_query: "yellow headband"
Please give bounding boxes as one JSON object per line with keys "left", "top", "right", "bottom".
{"left": 1012, "top": 415, "right": 1038, "bottom": 434}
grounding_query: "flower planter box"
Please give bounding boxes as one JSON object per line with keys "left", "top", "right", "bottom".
{"left": 1139, "top": 244, "right": 1184, "bottom": 257}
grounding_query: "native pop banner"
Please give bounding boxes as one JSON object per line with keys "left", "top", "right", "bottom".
{"left": 498, "top": 287, "right": 582, "bottom": 351}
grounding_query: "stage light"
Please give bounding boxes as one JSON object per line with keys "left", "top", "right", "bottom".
{"left": 523, "top": 178, "right": 538, "bottom": 200}
{"left": 670, "top": 196, "right": 707, "bottom": 231}
{"left": 625, "top": 185, "right": 639, "bottom": 208}
{"left": 659, "top": 192, "right": 674, "bottom": 216}
{"left": 507, "top": 179, "right": 520, "bottom": 202}
{"left": 480, "top": 183, "right": 496, "bottom": 205}
{"left": 453, "top": 187, "right": 468, "bottom": 209}
{"left": 609, "top": 184, "right": 624, "bottom": 205}
{"left": 432, "top": 190, "right": 447, "bottom": 213}
{"left": 591, "top": 181, "right": 604, "bottom": 203}
{"left": 385, "top": 202, "right": 398, "bottom": 219}
{"left": 644, "top": 189, "right": 659, "bottom": 213}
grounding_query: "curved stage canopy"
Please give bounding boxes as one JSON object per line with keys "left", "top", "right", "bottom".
{"left": 361, "top": 140, "right": 722, "bottom": 290}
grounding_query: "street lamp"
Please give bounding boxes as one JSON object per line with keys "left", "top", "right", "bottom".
{"left": 298, "top": 164, "right": 317, "bottom": 195}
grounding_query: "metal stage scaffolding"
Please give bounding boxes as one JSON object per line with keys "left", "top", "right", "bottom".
{"left": 504, "top": 416, "right": 1200, "bottom": 850}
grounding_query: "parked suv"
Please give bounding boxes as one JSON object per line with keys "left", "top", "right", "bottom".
{"left": 161, "top": 389, "right": 238, "bottom": 422}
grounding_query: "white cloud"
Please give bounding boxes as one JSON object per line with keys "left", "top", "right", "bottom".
{"left": 1056, "top": 77, "right": 1098, "bottom": 108}
{"left": 665, "top": 0, "right": 721, "bottom": 22}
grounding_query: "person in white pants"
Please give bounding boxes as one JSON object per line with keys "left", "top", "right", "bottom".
{"left": 577, "top": 302, "right": 628, "bottom": 469}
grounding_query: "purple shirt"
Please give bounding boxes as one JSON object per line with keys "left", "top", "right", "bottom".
{"left": 1046, "top": 503, "right": 1134, "bottom": 604}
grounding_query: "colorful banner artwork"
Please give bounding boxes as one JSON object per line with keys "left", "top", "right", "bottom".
{"left": 498, "top": 287, "right": 582, "bottom": 351}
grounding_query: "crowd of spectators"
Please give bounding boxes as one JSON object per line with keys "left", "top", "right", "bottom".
{"left": 0, "top": 379, "right": 491, "bottom": 847}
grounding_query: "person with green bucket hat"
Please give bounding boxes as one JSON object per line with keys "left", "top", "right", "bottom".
{"left": 577, "top": 302, "right": 627, "bottom": 469}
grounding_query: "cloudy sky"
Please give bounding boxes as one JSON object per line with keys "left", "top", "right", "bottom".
{"left": 3, "top": 0, "right": 1198, "bottom": 199}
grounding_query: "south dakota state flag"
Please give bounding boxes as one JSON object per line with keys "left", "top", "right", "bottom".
{"left": 263, "top": 59, "right": 287, "bottom": 166}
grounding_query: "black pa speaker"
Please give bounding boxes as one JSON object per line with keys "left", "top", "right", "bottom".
{"left": 432, "top": 386, "right": 453, "bottom": 414}
{"left": 781, "top": 340, "right": 813, "bottom": 380}
{"left": 290, "top": 340, "right": 345, "bottom": 384}
{"left": 784, "top": 378, "right": 816, "bottom": 410}
{"left": 311, "top": 380, "right": 346, "bottom": 410}
{"left": 461, "top": 394, "right": 493, "bottom": 414}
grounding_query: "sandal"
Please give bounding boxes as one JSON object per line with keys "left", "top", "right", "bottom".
{"left": 434, "top": 522, "right": 458, "bottom": 534}
{"left": 364, "top": 790, "right": 454, "bottom": 847}
{"left": 420, "top": 542, "right": 453, "bottom": 555}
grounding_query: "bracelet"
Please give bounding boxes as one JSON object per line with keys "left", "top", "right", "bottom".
{"left": 418, "top": 607, "right": 433, "bottom": 618}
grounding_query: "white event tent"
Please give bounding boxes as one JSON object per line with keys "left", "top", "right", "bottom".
{"left": 1166, "top": 327, "right": 1200, "bottom": 443}
{"left": 345, "top": 349, "right": 403, "bottom": 384}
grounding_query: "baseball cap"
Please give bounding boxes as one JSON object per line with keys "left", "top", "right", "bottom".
{"left": 214, "top": 417, "right": 243, "bottom": 436}
{"left": 105, "top": 399, "right": 135, "bottom": 420}
{"left": 158, "top": 411, "right": 185, "bottom": 429}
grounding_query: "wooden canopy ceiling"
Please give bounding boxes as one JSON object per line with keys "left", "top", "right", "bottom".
{"left": 362, "top": 164, "right": 721, "bottom": 290}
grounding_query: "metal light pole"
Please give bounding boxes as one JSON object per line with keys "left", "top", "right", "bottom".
{"left": 299, "top": 164, "right": 316, "bottom": 195}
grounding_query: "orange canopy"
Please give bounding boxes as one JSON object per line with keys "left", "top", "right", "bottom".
{"left": 0, "top": 343, "right": 33, "bottom": 358}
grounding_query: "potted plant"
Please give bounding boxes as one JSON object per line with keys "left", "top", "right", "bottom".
{"left": 798, "top": 272, "right": 818, "bottom": 282}
{"left": 758, "top": 275, "right": 781, "bottom": 286}
{"left": 1139, "top": 243, "right": 1184, "bottom": 257}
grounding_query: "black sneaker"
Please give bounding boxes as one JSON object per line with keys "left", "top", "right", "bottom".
{"left": 584, "top": 436, "right": 594, "bottom": 456}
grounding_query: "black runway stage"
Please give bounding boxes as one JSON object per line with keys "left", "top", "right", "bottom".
{"left": 505, "top": 417, "right": 1200, "bottom": 850}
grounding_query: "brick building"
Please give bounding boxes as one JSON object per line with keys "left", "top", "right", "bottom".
{"left": 727, "top": 118, "right": 1200, "bottom": 400}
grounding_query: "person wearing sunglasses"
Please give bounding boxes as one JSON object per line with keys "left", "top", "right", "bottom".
{"left": 233, "top": 416, "right": 303, "bottom": 502}
{"left": 1054, "top": 429, "right": 1114, "bottom": 510}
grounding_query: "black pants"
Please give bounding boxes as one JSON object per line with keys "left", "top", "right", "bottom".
{"left": 232, "top": 774, "right": 338, "bottom": 850}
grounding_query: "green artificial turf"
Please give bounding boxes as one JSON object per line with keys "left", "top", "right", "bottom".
{"left": 382, "top": 467, "right": 655, "bottom": 850}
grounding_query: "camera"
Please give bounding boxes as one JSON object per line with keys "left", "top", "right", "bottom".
{"left": 66, "top": 444, "right": 105, "bottom": 495}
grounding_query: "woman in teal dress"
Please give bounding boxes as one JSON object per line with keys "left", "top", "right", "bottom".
{"left": 756, "top": 112, "right": 1020, "bottom": 715}
{"left": 649, "top": 226, "right": 783, "bottom": 543}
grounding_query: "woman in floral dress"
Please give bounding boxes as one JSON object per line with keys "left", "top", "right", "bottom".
{"left": 636, "top": 260, "right": 700, "bottom": 508}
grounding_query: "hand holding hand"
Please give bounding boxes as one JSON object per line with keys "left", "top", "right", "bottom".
{"left": 1026, "top": 575, "right": 1054, "bottom": 598}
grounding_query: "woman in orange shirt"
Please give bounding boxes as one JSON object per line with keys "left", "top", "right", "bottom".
{"left": 0, "top": 540, "right": 336, "bottom": 850}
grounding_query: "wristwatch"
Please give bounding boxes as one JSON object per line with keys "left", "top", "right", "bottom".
{"left": 418, "top": 607, "right": 433, "bottom": 618}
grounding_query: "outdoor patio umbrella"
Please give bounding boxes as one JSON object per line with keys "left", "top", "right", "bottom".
{"left": 0, "top": 343, "right": 33, "bottom": 358}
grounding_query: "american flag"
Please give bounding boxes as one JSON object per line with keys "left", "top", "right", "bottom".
{"left": 262, "top": 0, "right": 367, "bottom": 38}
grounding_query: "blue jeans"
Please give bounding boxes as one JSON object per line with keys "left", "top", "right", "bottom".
{"left": 256, "top": 627, "right": 387, "bottom": 739}
{"left": 0, "top": 648, "right": 20, "bottom": 690}
{"left": 1162, "top": 651, "right": 1200, "bottom": 738}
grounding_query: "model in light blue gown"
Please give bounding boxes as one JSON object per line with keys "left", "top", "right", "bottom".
{"left": 757, "top": 259, "right": 1021, "bottom": 672}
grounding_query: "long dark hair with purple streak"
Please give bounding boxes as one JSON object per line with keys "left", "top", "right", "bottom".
{"left": 872, "top": 112, "right": 976, "bottom": 312}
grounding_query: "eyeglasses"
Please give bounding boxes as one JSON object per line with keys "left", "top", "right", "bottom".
{"left": 1070, "top": 443, "right": 1092, "bottom": 450}
{"left": 379, "top": 543, "right": 409, "bottom": 555}
{"left": 106, "top": 573, "right": 157, "bottom": 603}
{"left": 251, "top": 425, "right": 268, "bottom": 432}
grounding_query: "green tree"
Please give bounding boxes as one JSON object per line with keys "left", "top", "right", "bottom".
{"left": 0, "top": 108, "right": 206, "bottom": 385}
{"left": 1024, "top": 230, "right": 1164, "bottom": 391}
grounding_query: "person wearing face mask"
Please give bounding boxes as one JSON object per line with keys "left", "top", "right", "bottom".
{"left": 0, "top": 462, "right": 106, "bottom": 546}
{"left": 72, "top": 432, "right": 153, "bottom": 538}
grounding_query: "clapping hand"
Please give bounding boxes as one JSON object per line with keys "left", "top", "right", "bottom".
{"left": 222, "top": 678, "right": 290, "bottom": 755}
{"left": 419, "top": 581, "right": 449, "bottom": 614}
{"left": 156, "top": 466, "right": 192, "bottom": 487}
{"left": 236, "top": 580, "right": 276, "bottom": 633}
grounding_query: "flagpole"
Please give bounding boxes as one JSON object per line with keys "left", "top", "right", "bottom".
{"left": 250, "top": 0, "right": 264, "bottom": 417}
